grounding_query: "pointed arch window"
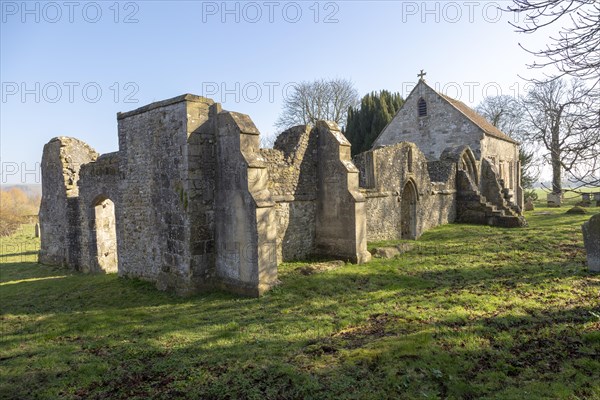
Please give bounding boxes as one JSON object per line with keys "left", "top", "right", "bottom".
{"left": 417, "top": 98, "right": 427, "bottom": 117}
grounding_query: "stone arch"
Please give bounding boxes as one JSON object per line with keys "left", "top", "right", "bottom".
{"left": 441, "top": 145, "right": 479, "bottom": 186}
{"left": 91, "top": 195, "right": 119, "bottom": 273}
{"left": 401, "top": 179, "right": 419, "bottom": 240}
{"left": 460, "top": 148, "right": 478, "bottom": 185}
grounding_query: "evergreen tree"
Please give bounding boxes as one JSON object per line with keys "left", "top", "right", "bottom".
{"left": 344, "top": 90, "right": 404, "bottom": 156}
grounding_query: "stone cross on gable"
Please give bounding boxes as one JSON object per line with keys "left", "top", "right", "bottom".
{"left": 418, "top": 69, "right": 427, "bottom": 81}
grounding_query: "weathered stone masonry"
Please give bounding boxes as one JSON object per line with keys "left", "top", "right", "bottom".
{"left": 40, "top": 83, "right": 525, "bottom": 296}
{"left": 374, "top": 79, "right": 524, "bottom": 213}
{"left": 40, "top": 95, "right": 371, "bottom": 296}
{"left": 353, "top": 142, "right": 458, "bottom": 241}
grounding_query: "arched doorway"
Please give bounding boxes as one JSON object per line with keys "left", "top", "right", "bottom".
{"left": 401, "top": 180, "right": 418, "bottom": 240}
{"left": 94, "top": 197, "right": 118, "bottom": 273}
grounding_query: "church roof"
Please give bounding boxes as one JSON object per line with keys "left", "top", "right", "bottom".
{"left": 436, "top": 91, "right": 519, "bottom": 144}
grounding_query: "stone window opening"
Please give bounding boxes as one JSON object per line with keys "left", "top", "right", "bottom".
{"left": 417, "top": 98, "right": 427, "bottom": 117}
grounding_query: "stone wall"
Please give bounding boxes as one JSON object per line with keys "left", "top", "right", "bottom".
{"left": 39, "top": 91, "right": 524, "bottom": 298}
{"left": 115, "top": 95, "right": 216, "bottom": 294}
{"left": 77, "top": 152, "right": 121, "bottom": 273}
{"left": 214, "top": 111, "right": 277, "bottom": 296}
{"left": 185, "top": 100, "right": 218, "bottom": 289}
{"left": 315, "top": 121, "right": 371, "bottom": 263}
{"left": 39, "top": 137, "right": 98, "bottom": 267}
{"left": 40, "top": 96, "right": 221, "bottom": 295}
{"left": 261, "top": 122, "right": 372, "bottom": 265}
{"left": 482, "top": 136, "right": 518, "bottom": 187}
{"left": 481, "top": 136, "right": 523, "bottom": 209}
{"left": 272, "top": 201, "right": 316, "bottom": 262}
{"left": 354, "top": 142, "right": 456, "bottom": 242}
{"left": 260, "top": 125, "right": 318, "bottom": 263}
{"left": 480, "top": 158, "right": 507, "bottom": 208}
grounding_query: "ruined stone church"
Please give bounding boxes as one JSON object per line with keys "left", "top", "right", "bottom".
{"left": 39, "top": 75, "right": 525, "bottom": 296}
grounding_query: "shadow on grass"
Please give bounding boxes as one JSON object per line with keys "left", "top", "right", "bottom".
{"left": 0, "top": 250, "right": 39, "bottom": 258}
{"left": 0, "top": 254, "right": 592, "bottom": 321}
{"left": 1, "top": 214, "right": 598, "bottom": 398}
{"left": 3, "top": 283, "right": 597, "bottom": 399}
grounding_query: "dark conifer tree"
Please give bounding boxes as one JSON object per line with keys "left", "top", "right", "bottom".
{"left": 344, "top": 90, "right": 404, "bottom": 156}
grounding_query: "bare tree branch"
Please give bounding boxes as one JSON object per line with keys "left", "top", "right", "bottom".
{"left": 506, "top": 0, "right": 600, "bottom": 83}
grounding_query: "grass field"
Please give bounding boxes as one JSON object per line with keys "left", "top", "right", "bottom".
{"left": 530, "top": 188, "right": 599, "bottom": 208}
{"left": 1, "top": 206, "right": 599, "bottom": 399}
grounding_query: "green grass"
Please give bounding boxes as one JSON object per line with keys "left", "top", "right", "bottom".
{"left": 1, "top": 210, "right": 599, "bottom": 400}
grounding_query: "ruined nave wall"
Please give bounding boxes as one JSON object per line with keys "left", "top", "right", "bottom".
{"left": 260, "top": 125, "right": 318, "bottom": 263}
{"left": 39, "top": 137, "right": 98, "bottom": 267}
{"left": 354, "top": 143, "right": 457, "bottom": 242}
{"left": 39, "top": 95, "right": 372, "bottom": 297}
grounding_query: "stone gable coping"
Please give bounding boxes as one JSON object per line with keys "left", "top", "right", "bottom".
{"left": 117, "top": 94, "right": 214, "bottom": 120}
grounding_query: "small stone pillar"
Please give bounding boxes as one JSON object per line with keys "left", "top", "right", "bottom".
{"left": 34, "top": 223, "right": 40, "bottom": 238}
{"left": 582, "top": 214, "right": 600, "bottom": 272}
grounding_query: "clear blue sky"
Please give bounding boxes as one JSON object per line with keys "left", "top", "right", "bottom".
{"left": 1, "top": 1, "right": 549, "bottom": 185}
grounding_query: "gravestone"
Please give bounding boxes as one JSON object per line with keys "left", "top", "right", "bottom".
{"left": 582, "top": 214, "right": 600, "bottom": 272}
{"left": 524, "top": 197, "right": 535, "bottom": 211}
{"left": 595, "top": 193, "right": 600, "bottom": 207}
{"left": 581, "top": 193, "right": 592, "bottom": 207}
{"left": 547, "top": 192, "right": 562, "bottom": 207}
{"left": 34, "top": 223, "right": 40, "bottom": 238}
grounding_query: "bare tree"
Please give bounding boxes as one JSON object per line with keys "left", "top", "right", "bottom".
{"left": 275, "top": 78, "right": 359, "bottom": 131}
{"left": 506, "top": 0, "right": 600, "bottom": 83}
{"left": 259, "top": 133, "right": 276, "bottom": 149}
{"left": 476, "top": 95, "right": 526, "bottom": 138}
{"left": 521, "top": 78, "right": 600, "bottom": 192}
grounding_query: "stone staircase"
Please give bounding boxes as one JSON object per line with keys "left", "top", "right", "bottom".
{"left": 501, "top": 187, "right": 522, "bottom": 216}
{"left": 456, "top": 170, "right": 527, "bottom": 228}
